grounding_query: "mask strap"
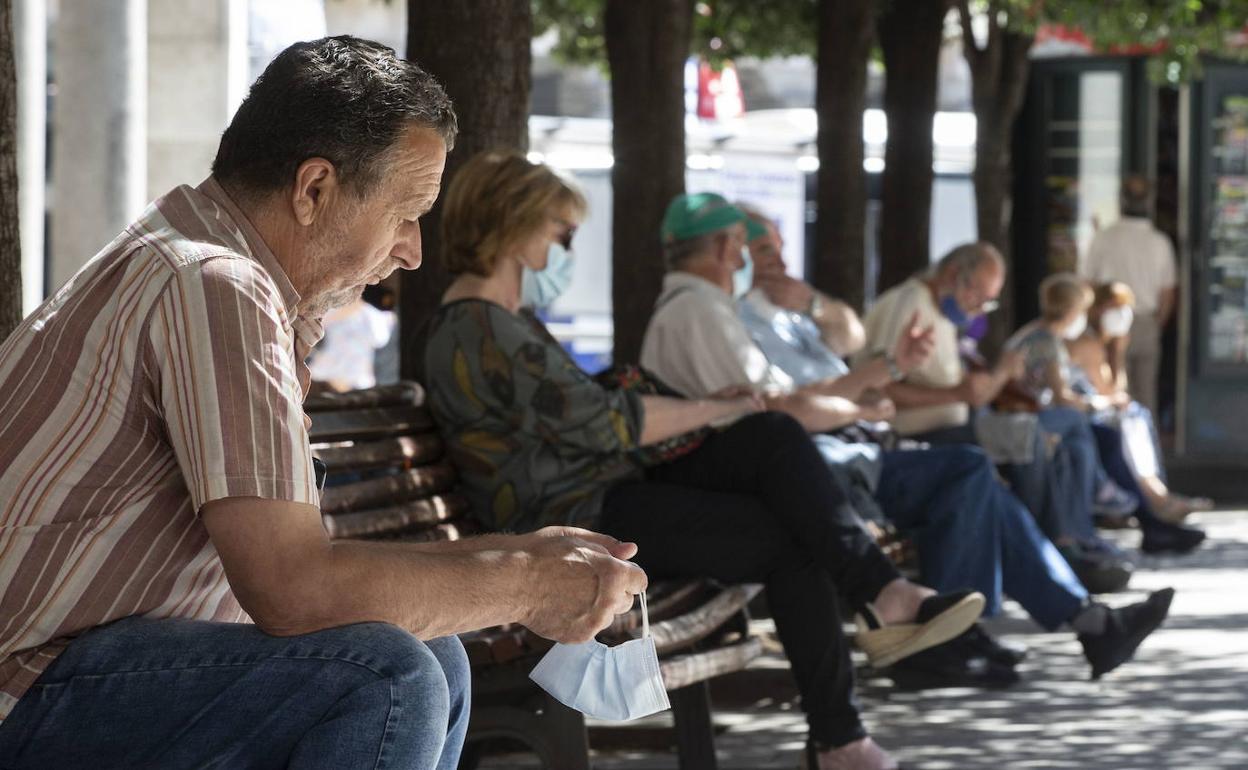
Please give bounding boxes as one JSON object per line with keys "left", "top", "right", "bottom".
{"left": 641, "top": 591, "right": 650, "bottom": 639}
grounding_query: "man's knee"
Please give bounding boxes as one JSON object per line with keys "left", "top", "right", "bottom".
{"left": 423, "top": 635, "right": 471, "bottom": 706}
{"left": 320, "top": 623, "right": 456, "bottom": 723}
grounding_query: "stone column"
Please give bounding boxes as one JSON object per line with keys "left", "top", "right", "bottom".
{"left": 14, "top": 0, "right": 45, "bottom": 314}
{"left": 147, "top": 0, "right": 248, "bottom": 200}
{"left": 49, "top": 0, "right": 146, "bottom": 292}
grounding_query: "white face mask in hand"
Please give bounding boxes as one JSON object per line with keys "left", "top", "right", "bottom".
{"left": 528, "top": 591, "right": 671, "bottom": 721}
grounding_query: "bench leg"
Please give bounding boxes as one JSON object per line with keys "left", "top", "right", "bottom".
{"left": 670, "top": 681, "right": 718, "bottom": 770}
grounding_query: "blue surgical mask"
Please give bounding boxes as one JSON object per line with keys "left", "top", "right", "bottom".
{"left": 521, "top": 242, "right": 575, "bottom": 309}
{"left": 732, "top": 247, "right": 754, "bottom": 300}
{"left": 529, "top": 592, "right": 670, "bottom": 722}
{"left": 939, "top": 294, "right": 969, "bottom": 328}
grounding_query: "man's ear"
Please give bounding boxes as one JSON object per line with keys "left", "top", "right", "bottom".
{"left": 290, "top": 158, "right": 339, "bottom": 227}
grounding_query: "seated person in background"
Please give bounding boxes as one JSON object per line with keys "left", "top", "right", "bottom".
{"left": 421, "top": 152, "right": 982, "bottom": 770}
{"left": 308, "top": 295, "right": 396, "bottom": 391}
{"left": 737, "top": 214, "right": 865, "bottom": 358}
{"left": 1069, "top": 282, "right": 1214, "bottom": 523}
{"left": 1008, "top": 274, "right": 1205, "bottom": 555}
{"left": 642, "top": 196, "right": 1173, "bottom": 684}
{"left": 856, "top": 244, "right": 1133, "bottom": 585}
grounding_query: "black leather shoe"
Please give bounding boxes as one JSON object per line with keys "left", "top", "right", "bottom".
{"left": 1079, "top": 588, "right": 1175, "bottom": 679}
{"left": 961, "top": 622, "right": 1028, "bottom": 667}
{"left": 888, "top": 636, "right": 1020, "bottom": 690}
{"left": 1141, "top": 523, "right": 1206, "bottom": 555}
{"left": 1061, "top": 543, "right": 1134, "bottom": 594}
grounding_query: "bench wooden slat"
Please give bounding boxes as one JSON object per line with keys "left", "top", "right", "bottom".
{"left": 641, "top": 584, "right": 763, "bottom": 656}
{"left": 313, "top": 434, "right": 444, "bottom": 474}
{"left": 309, "top": 406, "right": 435, "bottom": 443}
{"left": 304, "top": 382, "right": 424, "bottom": 412}
{"left": 601, "top": 579, "right": 712, "bottom": 637}
{"left": 322, "top": 495, "right": 470, "bottom": 539}
{"left": 660, "top": 637, "right": 764, "bottom": 691}
{"left": 319, "top": 462, "right": 458, "bottom": 515}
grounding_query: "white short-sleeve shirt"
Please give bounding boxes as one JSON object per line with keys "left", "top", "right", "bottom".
{"left": 640, "top": 272, "right": 793, "bottom": 398}
{"left": 857, "top": 278, "right": 968, "bottom": 435}
{"left": 1082, "top": 217, "right": 1176, "bottom": 314}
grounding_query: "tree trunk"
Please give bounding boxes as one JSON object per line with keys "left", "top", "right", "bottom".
{"left": 958, "top": 1, "right": 1032, "bottom": 353}
{"left": 0, "top": 0, "right": 21, "bottom": 343}
{"left": 877, "top": 0, "right": 949, "bottom": 292}
{"left": 605, "top": 0, "right": 691, "bottom": 365}
{"left": 813, "top": 0, "right": 874, "bottom": 311}
{"left": 401, "top": 0, "right": 531, "bottom": 378}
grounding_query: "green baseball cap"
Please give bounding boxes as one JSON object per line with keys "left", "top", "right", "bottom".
{"left": 660, "top": 192, "right": 768, "bottom": 243}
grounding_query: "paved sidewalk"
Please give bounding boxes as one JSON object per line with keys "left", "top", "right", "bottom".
{"left": 481, "top": 509, "right": 1248, "bottom": 769}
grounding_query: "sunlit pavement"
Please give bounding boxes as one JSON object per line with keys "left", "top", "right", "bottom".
{"left": 480, "top": 509, "right": 1248, "bottom": 769}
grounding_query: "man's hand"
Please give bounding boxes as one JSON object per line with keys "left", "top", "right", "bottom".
{"left": 856, "top": 391, "right": 897, "bottom": 423}
{"left": 757, "top": 274, "right": 815, "bottom": 313}
{"left": 959, "top": 371, "right": 1001, "bottom": 407}
{"left": 893, "top": 311, "right": 935, "bottom": 373}
{"left": 516, "top": 527, "right": 649, "bottom": 644}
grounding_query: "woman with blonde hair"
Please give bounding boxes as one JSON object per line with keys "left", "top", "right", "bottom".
{"left": 420, "top": 150, "right": 987, "bottom": 770}
{"left": 1069, "top": 283, "right": 1214, "bottom": 521}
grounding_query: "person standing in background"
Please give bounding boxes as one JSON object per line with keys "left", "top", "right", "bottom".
{"left": 1082, "top": 176, "right": 1178, "bottom": 415}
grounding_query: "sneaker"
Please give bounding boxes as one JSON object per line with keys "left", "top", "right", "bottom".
{"left": 1079, "top": 588, "right": 1175, "bottom": 679}
{"left": 1093, "top": 480, "right": 1140, "bottom": 518}
{"left": 961, "top": 622, "right": 1028, "bottom": 667}
{"left": 1141, "top": 522, "right": 1207, "bottom": 555}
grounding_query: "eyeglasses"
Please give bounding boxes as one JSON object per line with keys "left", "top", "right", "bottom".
{"left": 552, "top": 217, "right": 578, "bottom": 250}
{"left": 957, "top": 275, "right": 1000, "bottom": 315}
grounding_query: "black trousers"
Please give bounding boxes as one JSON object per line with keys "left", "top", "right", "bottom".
{"left": 599, "top": 412, "right": 900, "bottom": 747}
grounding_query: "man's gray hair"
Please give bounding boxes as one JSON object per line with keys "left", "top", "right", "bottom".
{"left": 735, "top": 201, "right": 772, "bottom": 229}
{"left": 932, "top": 242, "right": 1004, "bottom": 283}
{"left": 213, "top": 36, "right": 457, "bottom": 201}
{"left": 664, "top": 233, "right": 719, "bottom": 270}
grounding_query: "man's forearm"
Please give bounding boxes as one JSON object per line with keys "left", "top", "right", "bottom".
{"left": 274, "top": 539, "right": 532, "bottom": 641}
{"left": 1157, "top": 288, "right": 1177, "bottom": 328}
{"left": 764, "top": 392, "right": 860, "bottom": 433}
{"left": 885, "top": 380, "right": 965, "bottom": 410}
{"left": 806, "top": 358, "right": 891, "bottom": 401}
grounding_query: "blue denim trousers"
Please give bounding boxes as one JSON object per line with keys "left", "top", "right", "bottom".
{"left": 917, "top": 408, "right": 1100, "bottom": 544}
{"left": 0, "top": 617, "right": 470, "bottom": 769}
{"left": 874, "top": 445, "right": 1087, "bottom": 629}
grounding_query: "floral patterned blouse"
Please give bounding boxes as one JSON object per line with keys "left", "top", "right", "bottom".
{"left": 424, "top": 299, "right": 645, "bottom": 532}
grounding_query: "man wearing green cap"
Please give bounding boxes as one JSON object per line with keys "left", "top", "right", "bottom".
{"left": 640, "top": 193, "right": 779, "bottom": 398}
{"left": 644, "top": 193, "right": 923, "bottom": 431}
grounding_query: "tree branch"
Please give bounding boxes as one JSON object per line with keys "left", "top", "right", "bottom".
{"left": 957, "top": 0, "right": 980, "bottom": 59}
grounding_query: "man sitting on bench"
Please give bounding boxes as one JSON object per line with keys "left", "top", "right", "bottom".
{"left": 0, "top": 37, "right": 646, "bottom": 769}
{"left": 639, "top": 194, "right": 1175, "bottom": 687}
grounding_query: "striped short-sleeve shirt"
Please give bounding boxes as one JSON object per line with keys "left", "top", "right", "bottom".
{"left": 0, "top": 178, "right": 322, "bottom": 721}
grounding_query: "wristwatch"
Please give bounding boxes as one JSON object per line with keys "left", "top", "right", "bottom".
{"left": 807, "top": 293, "right": 823, "bottom": 319}
{"left": 885, "top": 354, "right": 906, "bottom": 382}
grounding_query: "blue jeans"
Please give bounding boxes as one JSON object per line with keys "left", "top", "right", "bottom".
{"left": 917, "top": 408, "right": 1100, "bottom": 544}
{"left": 1036, "top": 407, "right": 1104, "bottom": 542}
{"left": 1090, "top": 422, "right": 1168, "bottom": 532}
{"left": 0, "top": 617, "right": 470, "bottom": 769}
{"left": 874, "top": 445, "right": 1087, "bottom": 629}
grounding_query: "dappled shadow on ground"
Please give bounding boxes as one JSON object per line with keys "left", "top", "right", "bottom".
{"left": 480, "top": 511, "right": 1248, "bottom": 769}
